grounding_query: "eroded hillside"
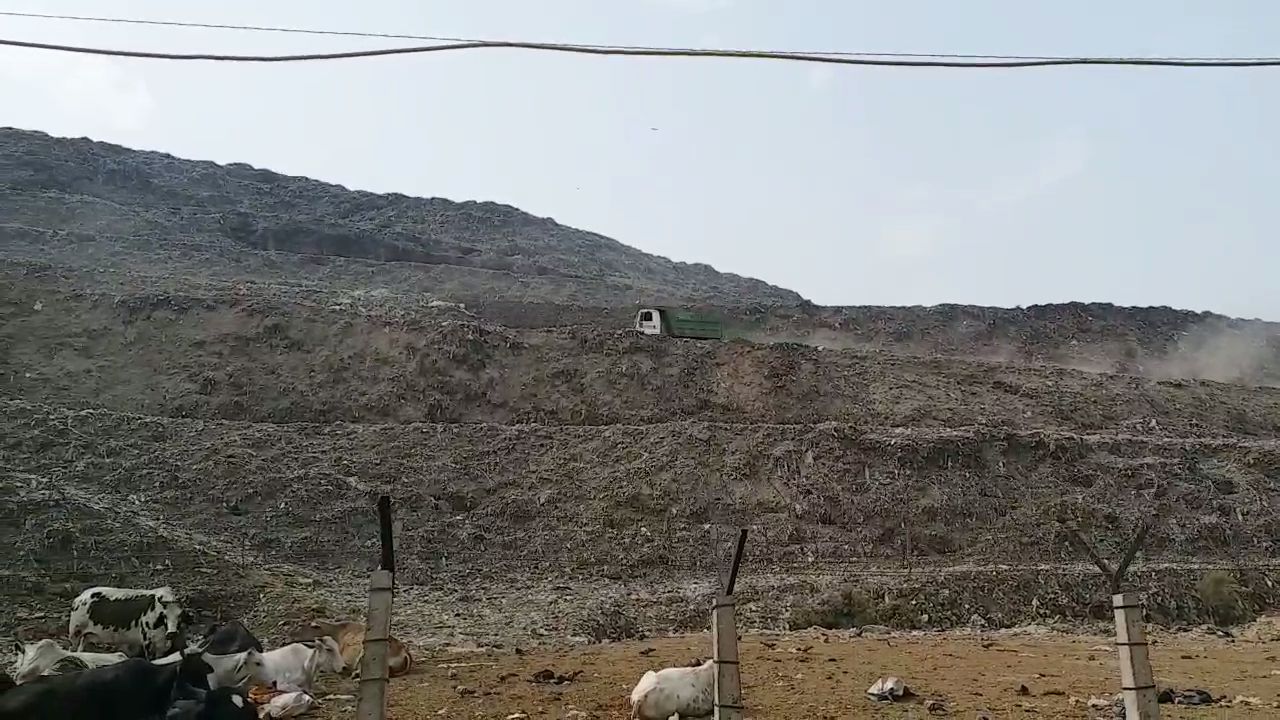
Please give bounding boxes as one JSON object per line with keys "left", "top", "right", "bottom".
{"left": 2, "top": 129, "right": 1278, "bottom": 641}
{"left": 3, "top": 269, "right": 1279, "bottom": 434}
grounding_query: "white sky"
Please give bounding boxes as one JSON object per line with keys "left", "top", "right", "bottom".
{"left": 1, "top": 0, "right": 1276, "bottom": 319}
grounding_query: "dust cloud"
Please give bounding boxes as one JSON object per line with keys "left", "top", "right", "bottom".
{"left": 1144, "top": 322, "right": 1280, "bottom": 387}
{"left": 737, "top": 319, "right": 1280, "bottom": 388}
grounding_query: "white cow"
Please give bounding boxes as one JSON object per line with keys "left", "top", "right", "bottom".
{"left": 629, "top": 659, "right": 715, "bottom": 720}
{"left": 153, "top": 648, "right": 264, "bottom": 689}
{"left": 68, "top": 585, "right": 188, "bottom": 658}
{"left": 257, "top": 637, "right": 345, "bottom": 693}
{"left": 9, "top": 639, "right": 128, "bottom": 684}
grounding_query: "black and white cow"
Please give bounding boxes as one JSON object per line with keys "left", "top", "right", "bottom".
{"left": 163, "top": 687, "right": 257, "bottom": 720}
{"left": 68, "top": 586, "right": 190, "bottom": 658}
{"left": 0, "top": 646, "right": 214, "bottom": 720}
{"left": 152, "top": 648, "right": 264, "bottom": 690}
{"left": 199, "top": 621, "right": 262, "bottom": 656}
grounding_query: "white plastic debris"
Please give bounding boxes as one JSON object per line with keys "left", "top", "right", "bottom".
{"left": 259, "top": 691, "right": 319, "bottom": 718}
{"left": 866, "top": 676, "right": 908, "bottom": 701}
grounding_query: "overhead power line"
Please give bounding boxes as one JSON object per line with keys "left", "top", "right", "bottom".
{"left": 2, "top": 10, "right": 1280, "bottom": 68}
{"left": 5, "top": 36, "right": 1280, "bottom": 68}
{"left": 9, "top": 9, "right": 1277, "bottom": 63}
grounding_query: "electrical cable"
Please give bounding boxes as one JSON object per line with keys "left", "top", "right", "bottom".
{"left": 3, "top": 10, "right": 1279, "bottom": 63}
{"left": 5, "top": 35, "right": 1280, "bottom": 67}
{"left": 2, "top": 11, "right": 1280, "bottom": 67}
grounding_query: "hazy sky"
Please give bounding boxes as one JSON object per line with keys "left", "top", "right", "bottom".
{"left": 1, "top": 1, "right": 1276, "bottom": 319}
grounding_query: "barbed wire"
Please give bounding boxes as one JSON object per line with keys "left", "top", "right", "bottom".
{"left": 6, "top": 550, "right": 1279, "bottom": 576}
{"left": 6, "top": 479, "right": 1279, "bottom": 609}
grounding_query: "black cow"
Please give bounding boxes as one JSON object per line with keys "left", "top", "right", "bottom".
{"left": 199, "top": 621, "right": 262, "bottom": 656}
{"left": 0, "top": 648, "right": 213, "bottom": 720}
{"left": 164, "top": 687, "right": 256, "bottom": 720}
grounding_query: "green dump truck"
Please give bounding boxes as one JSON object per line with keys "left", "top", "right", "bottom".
{"left": 632, "top": 307, "right": 724, "bottom": 339}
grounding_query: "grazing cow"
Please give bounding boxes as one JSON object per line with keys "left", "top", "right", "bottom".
{"left": 199, "top": 621, "right": 262, "bottom": 656}
{"left": 68, "top": 586, "right": 189, "bottom": 658}
{"left": 257, "top": 637, "right": 344, "bottom": 693}
{"left": 288, "top": 619, "right": 412, "bottom": 677}
{"left": 153, "top": 650, "right": 264, "bottom": 690}
{"left": 164, "top": 687, "right": 256, "bottom": 720}
{"left": 0, "top": 646, "right": 214, "bottom": 720}
{"left": 10, "top": 639, "right": 128, "bottom": 684}
{"left": 628, "top": 658, "right": 715, "bottom": 720}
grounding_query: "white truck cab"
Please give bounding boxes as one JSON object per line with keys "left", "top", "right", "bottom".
{"left": 633, "top": 307, "right": 663, "bottom": 335}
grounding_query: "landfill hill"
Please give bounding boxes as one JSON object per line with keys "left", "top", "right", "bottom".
{"left": 1, "top": 128, "right": 1278, "bottom": 644}
{"left": 0, "top": 127, "right": 800, "bottom": 308}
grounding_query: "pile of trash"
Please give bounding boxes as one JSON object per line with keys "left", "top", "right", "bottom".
{"left": 865, "top": 676, "right": 946, "bottom": 715}
{"left": 246, "top": 687, "right": 349, "bottom": 718}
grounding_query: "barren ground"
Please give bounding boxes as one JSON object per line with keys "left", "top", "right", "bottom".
{"left": 302, "top": 629, "right": 1280, "bottom": 719}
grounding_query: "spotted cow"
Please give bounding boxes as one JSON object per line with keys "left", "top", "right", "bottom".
{"left": 68, "top": 586, "right": 189, "bottom": 659}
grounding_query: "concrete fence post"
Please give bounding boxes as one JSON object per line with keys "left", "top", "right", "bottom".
{"left": 711, "top": 594, "right": 743, "bottom": 720}
{"left": 1112, "top": 592, "right": 1159, "bottom": 720}
{"left": 356, "top": 569, "right": 395, "bottom": 720}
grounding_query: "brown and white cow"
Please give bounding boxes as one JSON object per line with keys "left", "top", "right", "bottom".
{"left": 287, "top": 619, "right": 412, "bottom": 678}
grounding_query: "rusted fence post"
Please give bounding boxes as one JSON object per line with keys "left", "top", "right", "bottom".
{"left": 1113, "top": 593, "right": 1160, "bottom": 720}
{"left": 357, "top": 496, "right": 396, "bottom": 720}
{"left": 712, "top": 528, "right": 748, "bottom": 720}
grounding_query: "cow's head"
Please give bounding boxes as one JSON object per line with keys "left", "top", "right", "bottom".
{"left": 311, "top": 636, "right": 346, "bottom": 675}
{"left": 11, "top": 639, "right": 59, "bottom": 684}
{"left": 288, "top": 619, "right": 339, "bottom": 642}
{"left": 158, "top": 600, "right": 188, "bottom": 653}
{"left": 198, "top": 688, "right": 256, "bottom": 720}
{"left": 230, "top": 649, "right": 265, "bottom": 689}
{"left": 10, "top": 641, "right": 35, "bottom": 684}
{"left": 174, "top": 644, "right": 215, "bottom": 694}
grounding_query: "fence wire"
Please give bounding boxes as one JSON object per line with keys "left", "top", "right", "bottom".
{"left": 3, "top": 499, "right": 1278, "bottom": 597}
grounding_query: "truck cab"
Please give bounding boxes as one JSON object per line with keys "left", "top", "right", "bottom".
{"left": 634, "top": 307, "right": 663, "bottom": 335}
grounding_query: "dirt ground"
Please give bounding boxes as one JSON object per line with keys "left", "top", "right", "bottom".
{"left": 302, "top": 630, "right": 1280, "bottom": 719}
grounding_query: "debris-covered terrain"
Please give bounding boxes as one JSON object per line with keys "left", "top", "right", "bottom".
{"left": 307, "top": 627, "right": 1280, "bottom": 719}
{"left": 1, "top": 127, "right": 1278, "bottom": 651}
